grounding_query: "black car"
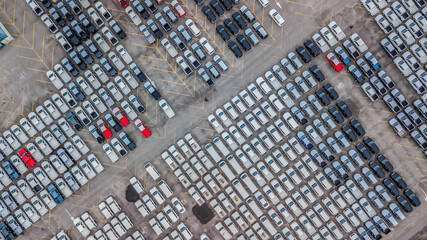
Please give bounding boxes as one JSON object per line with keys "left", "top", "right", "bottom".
{"left": 147, "top": 19, "right": 163, "bottom": 38}
{"left": 232, "top": 12, "right": 247, "bottom": 29}
{"left": 71, "top": 20, "right": 88, "bottom": 40}
{"left": 79, "top": 14, "right": 96, "bottom": 34}
{"left": 109, "top": 20, "right": 126, "bottom": 39}
{"left": 348, "top": 65, "right": 365, "bottom": 84}
{"left": 144, "top": 0, "right": 157, "bottom": 12}
{"left": 106, "top": 113, "right": 121, "bottom": 132}
{"left": 70, "top": 51, "right": 86, "bottom": 70}
{"left": 236, "top": 35, "right": 251, "bottom": 52}
{"left": 404, "top": 189, "right": 421, "bottom": 207}
{"left": 89, "top": 125, "right": 105, "bottom": 143}
{"left": 380, "top": 38, "right": 398, "bottom": 58}
{"left": 296, "top": 46, "right": 311, "bottom": 63}
{"left": 369, "top": 161, "right": 385, "bottom": 178}
{"left": 220, "top": 0, "right": 233, "bottom": 10}
{"left": 40, "top": 0, "right": 52, "bottom": 7}
{"left": 49, "top": 8, "right": 66, "bottom": 27}
{"left": 194, "top": 0, "right": 204, "bottom": 5}
{"left": 323, "top": 83, "right": 339, "bottom": 100}
{"left": 390, "top": 172, "right": 407, "bottom": 189}
{"left": 134, "top": 0, "right": 150, "bottom": 19}
{"left": 315, "top": 89, "right": 331, "bottom": 106}
{"left": 356, "top": 142, "right": 372, "bottom": 160}
{"left": 350, "top": 119, "right": 365, "bottom": 136}
{"left": 216, "top": 25, "right": 230, "bottom": 42}
{"left": 63, "top": 26, "right": 79, "bottom": 46}
{"left": 377, "top": 155, "right": 394, "bottom": 172}
{"left": 130, "top": 62, "right": 147, "bottom": 82}
{"left": 224, "top": 19, "right": 239, "bottom": 35}
{"left": 57, "top": 2, "right": 73, "bottom": 21}
{"left": 336, "top": 101, "right": 352, "bottom": 118}
{"left": 77, "top": 45, "right": 94, "bottom": 64}
{"left": 210, "top": 0, "right": 225, "bottom": 16}
{"left": 363, "top": 137, "right": 380, "bottom": 154}
{"left": 0, "top": 222, "right": 14, "bottom": 240}
{"left": 341, "top": 125, "right": 357, "bottom": 142}
{"left": 310, "top": 65, "right": 325, "bottom": 81}
{"left": 61, "top": 58, "right": 79, "bottom": 77}
{"left": 100, "top": 58, "right": 117, "bottom": 76}
{"left": 304, "top": 40, "right": 320, "bottom": 57}
{"left": 85, "top": 39, "right": 102, "bottom": 58}
{"left": 66, "top": 112, "right": 83, "bottom": 131}
{"left": 228, "top": 41, "right": 243, "bottom": 58}
{"left": 396, "top": 195, "right": 413, "bottom": 213}
{"left": 329, "top": 107, "right": 344, "bottom": 124}
{"left": 202, "top": 6, "right": 217, "bottom": 23}
{"left": 384, "top": 178, "right": 399, "bottom": 196}
{"left": 414, "top": 0, "right": 425, "bottom": 7}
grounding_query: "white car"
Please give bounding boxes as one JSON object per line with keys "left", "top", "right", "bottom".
{"left": 82, "top": 212, "right": 97, "bottom": 230}
{"left": 55, "top": 178, "right": 73, "bottom": 197}
{"left": 11, "top": 125, "right": 28, "bottom": 144}
{"left": 161, "top": 38, "right": 178, "bottom": 57}
{"left": 35, "top": 136, "right": 52, "bottom": 155}
{"left": 54, "top": 64, "right": 71, "bottom": 83}
{"left": 130, "top": 177, "right": 144, "bottom": 194}
{"left": 159, "top": 99, "right": 175, "bottom": 118}
{"left": 208, "top": 115, "right": 224, "bottom": 133}
{"left": 414, "top": 13, "right": 427, "bottom": 32}
{"left": 46, "top": 70, "right": 64, "bottom": 89}
{"left": 41, "top": 161, "right": 58, "bottom": 180}
{"left": 125, "top": 6, "right": 142, "bottom": 25}
{"left": 36, "top": 106, "right": 54, "bottom": 125}
{"left": 108, "top": 52, "right": 125, "bottom": 71}
{"left": 40, "top": 190, "right": 57, "bottom": 209}
{"left": 361, "top": 0, "right": 379, "bottom": 16}
{"left": 121, "top": 70, "right": 139, "bottom": 89}
{"left": 121, "top": 101, "right": 138, "bottom": 120}
{"left": 10, "top": 155, "right": 27, "bottom": 175}
{"left": 239, "top": 90, "right": 255, "bottom": 107}
{"left": 87, "top": 154, "right": 104, "bottom": 173}
{"left": 85, "top": 70, "right": 102, "bottom": 89}
{"left": 103, "top": 143, "right": 119, "bottom": 162}
{"left": 10, "top": 185, "right": 26, "bottom": 205}
{"left": 79, "top": 159, "right": 96, "bottom": 179}
{"left": 0, "top": 137, "right": 13, "bottom": 156}
{"left": 34, "top": 167, "right": 50, "bottom": 187}
{"left": 15, "top": 209, "right": 32, "bottom": 229}
{"left": 350, "top": 33, "right": 368, "bottom": 52}
{"left": 383, "top": 7, "right": 402, "bottom": 27}
{"left": 90, "top": 94, "right": 107, "bottom": 113}
{"left": 118, "top": 212, "right": 133, "bottom": 230}
{"left": 103, "top": 223, "right": 120, "bottom": 240}
{"left": 107, "top": 82, "right": 123, "bottom": 101}
{"left": 98, "top": 201, "right": 114, "bottom": 219}
{"left": 269, "top": 9, "right": 285, "bottom": 26}
{"left": 28, "top": 112, "right": 45, "bottom": 131}
{"left": 23, "top": 203, "right": 40, "bottom": 223}
{"left": 19, "top": 118, "right": 37, "bottom": 137}
{"left": 17, "top": 179, "right": 33, "bottom": 199}
{"left": 312, "top": 33, "right": 330, "bottom": 53}
{"left": 199, "top": 37, "right": 215, "bottom": 55}
{"left": 92, "top": 63, "right": 110, "bottom": 83}
{"left": 64, "top": 142, "right": 82, "bottom": 160}
{"left": 27, "top": 143, "right": 43, "bottom": 162}
{"left": 73, "top": 217, "right": 90, "bottom": 237}
{"left": 72, "top": 135, "right": 90, "bottom": 155}
{"left": 43, "top": 100, "right": 61, "bottom": 119}
{"left": 50, "top": 155, "right": 67, "bottom": 174}
{"left": 57, "top": 118, "right": 75, "bottom": 137}
{"left": 328, "top": 21, "right": 346, "bottom": 40}
{"left": 71, "top": 166, "right": 88, "bottom": 186}
{"left": 320, "top": 27, "right": 338, "bottom": 46}
{"left": 186, "top": 19, "right": 201, "bottom": 36}
{"left": 52, "top": 94, "right": 69, "bottom": 113}
{"left": 76, "top": 76, "right": 93, "bottom": 95}
{"left": 31, "top": 196, "right": 48, "bottom": 216}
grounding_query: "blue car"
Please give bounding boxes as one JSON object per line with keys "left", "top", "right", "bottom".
{"left": 364, "top": 52, "right": 381, "bottom": 71}
{"left": 2, "top": 161, "right": 19, "bottom": 180}
{"left": 334, "top": 46, "right": 351, "bottom": 65}
{"left": 0, "top": 222, "right": 14, "bottom": 240}
{"left": 48, "top": 184, "right": 64, "bottom": 204}
{"left": 297, "top": 131, "right": 313, "bottom": 150}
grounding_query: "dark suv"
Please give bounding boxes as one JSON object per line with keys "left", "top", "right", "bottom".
{"left": 296, "top": 46, "right": 311, "bottom": 63}
{"left": 66, "top": 112, "right": 83, "bottom": 131}
{"left": 304, "top": 40, "right": 320, "bottom": 56}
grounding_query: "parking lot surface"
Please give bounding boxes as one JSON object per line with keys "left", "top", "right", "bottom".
{"left": 0, "top": 0, "right": 426, "bottom": 239}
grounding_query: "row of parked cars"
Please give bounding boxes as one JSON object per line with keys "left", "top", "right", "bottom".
{"left": 360, "top": 0, "right": 427, "bottom": 152}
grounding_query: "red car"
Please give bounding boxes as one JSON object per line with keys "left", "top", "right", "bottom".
{"left": 113, "top": 107, "right": 130, "bottom": 126}
{"left": 326, "top": 52, "right": 344, "bottom": 72}
{"left": 18, "top": 149, "right": 36, "bottom": 168}
{"left": 117, "top": 0, "right": 129, "bottom": 8}
{"left": 171, "top": 0, "right": 186, "bottom": 18}
{"left": 135, "top": 119, "right": 151, "bottom": 138}
{"left": 96, "top": 119, "right": 113, "bottom": 139}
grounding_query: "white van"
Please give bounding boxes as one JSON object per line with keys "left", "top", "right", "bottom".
{"left": 260, "top": 215, "right": 278, "bottom": 236}
{"left": 196, "top": 151, "right": 214, "bottom": 170}
{"left": 196, "top": 181, "right": 213, "bottom": 200}
{"left": 239, "top": 205, "right": 256, "bottom": 224}
{"left": 272, "top": 149, "right": 289, "bottom": 167}
{"left": 231, "top": 211, "right": 249, "bottom": 230}
{"left": 142, "top": 194, "right": 157, "bottom": 212}
{"left": 224, "top": 217, "right": 239, "bottom": 235}
{"left": 144, "top": 162, "right": 160, "bottom": 180}
{"left": 188, "top": 187, "right": 205, "bottom": 205}
{"left": 212, "top": 168, "right": 228, "bottom": 187}
{"left": 240, "top": 172, "right": 258, "bottom": 193}
{"left": 161, "top": 152, "right": 178, "bottom": 170}
{"left": 157, "top": 180, "right": 173, "bottom": 198}
{"left": 204, "top": 174, "right": 220, "bottom": 194}
{"left": 174, "top": 169, "right": 191, "bottom": 188}
{"left": 149, "top": 218, "right": 164, "bottom": 235}
{"left": 210, "top": 199, "right": 227, "bottom": 218}
{"left": 135, "top": 200, "right": 149, "bottom": 217}
{"left": 276, "top": 203, "right": 295, "bottom": 223}
{"left": 218, "top": 192, "right": 234, "bottom": 212}
{"left": 218, "top": 161, "right": 235, "bottom": 181}
{"left": 226, "top": 155, "right": 244, "bottom": 175}
{"left": 225, "top": 186, "right": 242, "bottom": 205}
{"left": 242, "top": 144, "right": 259, "bottom": 163}
{"left": 204, "top": 142, "right": 221, "bottom": 163}
{"left": 235, "top": 149, "right": 252, "bottom": 169}
{"left": 213, "top": 137, "right": 230, "bottom": 157}
{"left": 245, "top": 197, "right": 263, "bottom": 217}
{"left": 253, "top": 222, "right": 269, "bottom": 240}
{"left": 265, "top": 156, "right": 281, "bottom": 173}
{"left": 231, "top": 179, "right": 250, "bottom": 200}
{"left": 253, "top": 107, "right": 269, "bottom": 124}
{"left": 182, "top": 163, "right": 199, "bottom": 182}
{"left": 215, "top": 222, "right": 232, "bottom": 240}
